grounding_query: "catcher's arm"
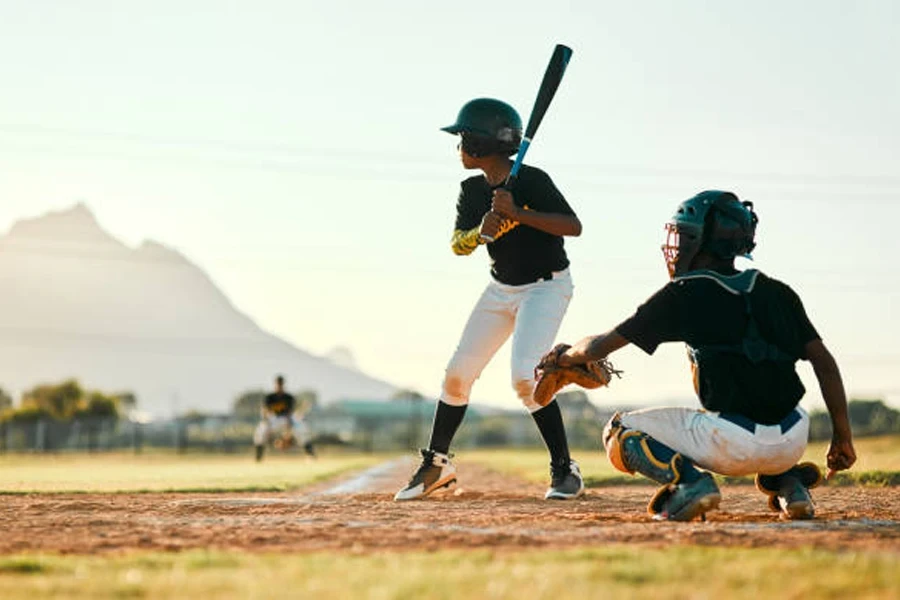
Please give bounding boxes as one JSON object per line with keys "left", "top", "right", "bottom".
{"left": 806, "top": 339, "right": 856, "bottom": 479}
{"left": 533, "top": 332, "right": 627, "bottom": 408}
{"left": 547, "top": 329, "right": 630, "bottom": 368}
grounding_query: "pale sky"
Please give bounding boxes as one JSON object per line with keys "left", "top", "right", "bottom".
{"left": 1, "top": 1, "right": 898, "bottom": 411}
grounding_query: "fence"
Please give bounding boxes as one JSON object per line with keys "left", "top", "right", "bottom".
{"left": 0, "top": 406, "right": 615, "bottom": 454}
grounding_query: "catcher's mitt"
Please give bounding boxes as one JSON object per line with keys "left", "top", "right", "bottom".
{"left": 533, "top": 344, "right": 622, "bottom": 407}
{"left": 273, "top": 430, "right": 297, "bottom": 450}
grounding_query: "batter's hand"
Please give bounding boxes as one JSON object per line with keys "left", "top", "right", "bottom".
{"left": 825, "top": 436, "right": 856, "bottom": 480}
{"left": 480, "top": 210, "right": 504, "bottom": 240}
{"left": 491, "top": 189, "right": 521, "bottom": 220}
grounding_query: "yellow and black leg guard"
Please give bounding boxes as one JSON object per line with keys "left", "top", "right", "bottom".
{"left": 755, "top": 462, "right": 822, "bottom": 519}
{"left": 604, "top": 414, "right": 720, "bottom": 521}
{"left": 603, "top": 414, "right": 683, "bottom": 485}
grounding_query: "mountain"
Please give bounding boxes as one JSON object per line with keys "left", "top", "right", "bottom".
{"left": 0, "top": 203, "right": 398, "bottom": 416}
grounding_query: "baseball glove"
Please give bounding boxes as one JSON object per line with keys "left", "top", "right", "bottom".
{"left": 533, "top": 344, "right": 622, "bottom": 407}
{"left": 273, "top": 430, "right": 297, "bottom": 450}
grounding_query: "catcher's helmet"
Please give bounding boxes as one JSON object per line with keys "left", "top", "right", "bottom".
{"left": 662, "top": 191, "right": 758, "bottom": 278}
{"left": 441, "top": 98, "right": 522, "bottom": 157}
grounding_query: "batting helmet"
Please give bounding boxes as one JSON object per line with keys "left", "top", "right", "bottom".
{"left": 662, "top": 191, "right": 758, "bottom": 278}
{"left": 441, "top": 98, "right": 522, "bottom": 157}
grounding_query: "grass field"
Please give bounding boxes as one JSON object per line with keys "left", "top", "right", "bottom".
{"left": 0, "top": 445, "right": 897, "bottom": 599}
{"left": 0, "top": 435, "right": 896, "bottom": 494}
{"left": 464, "top": 435, "right": 900, "bottom": 486}
{"left": 0, "top": 547, "right": 897, "bottom": 600}
{"left": 0, "top": 452, "right": 382, "bottom": 493}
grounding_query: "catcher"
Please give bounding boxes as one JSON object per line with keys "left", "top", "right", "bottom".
{"left": 536, "top": 191, "right": 856, "bottom": 521}
{"left": 253, "top": 374, "right": 316, "bottom": 461}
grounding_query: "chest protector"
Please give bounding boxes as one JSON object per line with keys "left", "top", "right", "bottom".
{"left": 676, "top": 269, "right": 805, "bottom": 424}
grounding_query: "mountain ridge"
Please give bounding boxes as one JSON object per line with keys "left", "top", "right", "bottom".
{"left": 0, "top": 203, "right": 398, "bottom": 415}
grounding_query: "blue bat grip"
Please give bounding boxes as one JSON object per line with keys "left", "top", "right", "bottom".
{"left": 508, "top": 138, "right": 531, "bottom": 182}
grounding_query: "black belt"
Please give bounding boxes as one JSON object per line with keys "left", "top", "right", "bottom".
{"left": 718, "top": 408, "right": 802, "bottom": 435}
{"left": 495, "top": 271, "right": 558, "bottom": 286}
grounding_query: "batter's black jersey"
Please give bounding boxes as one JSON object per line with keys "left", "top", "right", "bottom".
{"left": 615, "top": 270, "right": 821, "bottom": 424}
{"left": 455, "top": 164, "right": 576, "bottom": 286}
{"left": 264, "top": 392, "right": 295, "bottom": 417}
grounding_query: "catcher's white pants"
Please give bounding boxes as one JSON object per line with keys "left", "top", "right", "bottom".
{"left": 253, "top": 415, "right": 300, "bottom": 446}
{"left": 442, "top": 268, "right": 573, "bottom": 412}
{"left": 616, "top": 406, "right": 809, "bottom": 476}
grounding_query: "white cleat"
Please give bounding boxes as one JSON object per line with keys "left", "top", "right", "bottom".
{"left": 394, "top": 449, "right": 457, "bottom": 501}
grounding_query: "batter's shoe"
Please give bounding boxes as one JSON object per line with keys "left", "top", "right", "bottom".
{"left": 756, "top": 462, "right": 822, "bottom": 520}
{"left": 545, "top": 459, "right": 585, "bottom": 500}
{"left": 393, "top": 449, "right": 457, "bottom": 501}
{"left": 649, "top": 472, "right": 721, "bottom": 522}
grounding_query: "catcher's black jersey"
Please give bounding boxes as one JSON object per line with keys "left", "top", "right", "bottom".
{"left": 264, "top": 392, "right": 295, "bottom": 417}
{"left": 615, "top": 270, "right": 820, "bottom": 424}
{"left": 455, "top": 164, "right": 575, "bottom": 286}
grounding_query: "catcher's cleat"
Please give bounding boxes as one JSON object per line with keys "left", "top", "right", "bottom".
{"left": 756, "top": 462, "right": 822, "bottom": 520}
{"left": 649, "top": 472, "right": 721, "bottom": 522}
{"left": 394, "top": 449, "right": 457, "bottom": 501}
{"left": 545, "top": 459, "right": 585, "bottom": 500}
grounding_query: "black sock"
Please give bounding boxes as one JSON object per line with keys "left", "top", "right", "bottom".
{"left": 428, "top": 401, "right": 467, "bottom": 455}
{"left": 531, "top": 400, "right": 570, "bottom": 466}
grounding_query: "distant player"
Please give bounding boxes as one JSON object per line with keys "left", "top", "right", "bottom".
{"left": 538, "top": 191, "right": 856, "bottom": 520}
{"left": 395, "top": 98, "right": 585, "bottom": 501}
{"left": 254, "top": 374, "right": 316, "bottom": 461}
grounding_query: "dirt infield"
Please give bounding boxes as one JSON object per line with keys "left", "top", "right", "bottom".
{"left": 1, "top": 459, "right": 898, "bottom": 555}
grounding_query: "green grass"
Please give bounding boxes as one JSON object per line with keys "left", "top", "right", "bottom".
{"left": 806, "top": 435, "right": 900, "bottom": 473}
{"left": 0, "top": 452, "right": 383, "bottom": 493}
{"left": 465, "top": 435, "right": 900, "bottom": 486}
{"left": 0, "top": 547, "right": 896, "bottom": 599}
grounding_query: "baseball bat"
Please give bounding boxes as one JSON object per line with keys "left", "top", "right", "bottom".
{"left": 482, "top": 43, "right": 573, "bottom": 242}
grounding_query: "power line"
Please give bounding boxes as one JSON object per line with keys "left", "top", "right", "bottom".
{"left": 2, "top": 122, "right": 900, "bottom": 191}
{"left": 2, "top": 236, "right": 900, "bottom": 292}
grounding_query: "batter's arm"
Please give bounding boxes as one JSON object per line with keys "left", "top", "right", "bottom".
{"left": 806, "top": 339, "right": 856, "bottom": 477}
{"left": 451, "top": 212, "right": 504, "bottom": 254}
{"left": 491, "top": 189, "right": 581, "bottom": 237}
{"left": 451, "top": 226, "right": 483, "bottom": 256}
{"left": 513, "top": 209, "right": 582, "bottom": 237}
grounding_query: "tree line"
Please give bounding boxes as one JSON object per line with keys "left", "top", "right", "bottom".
{"left": 0, "top": 379, "right": 135, "bottom": 424}
{"left": 1, "top": 379, "right": 898, "bottom": 442}
{"left": 808, "top": 398, "right": 900, "bottom": 440}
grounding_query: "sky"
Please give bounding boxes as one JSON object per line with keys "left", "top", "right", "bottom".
{"left": 1, "top": 0, "right": 898, "bottom": 412}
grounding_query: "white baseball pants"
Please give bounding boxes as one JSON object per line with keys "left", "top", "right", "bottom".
{"left": 616, "top": 406, "right": 809, "bottom": 476}
{"left": 442, "top": 268, "right": 573, "bottom": 412}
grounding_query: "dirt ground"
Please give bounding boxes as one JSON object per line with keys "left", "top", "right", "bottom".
{"left": 1, "top": 459, "right": 898, "bottom": 555}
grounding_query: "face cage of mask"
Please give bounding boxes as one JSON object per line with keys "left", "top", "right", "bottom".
{"left": 661, "top": 223, "right": 681, "bottom": 279}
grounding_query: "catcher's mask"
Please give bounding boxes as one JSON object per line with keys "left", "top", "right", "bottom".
{"left": 662, "top": 191, "right": 758, "bottom": 278}
{"left": 443, "top": 98, "right": 522, "bottom": 157}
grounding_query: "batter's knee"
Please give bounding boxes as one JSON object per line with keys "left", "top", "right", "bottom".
{"left": 443, "top": 352, "right": 488, "bottom": 405}
{"left": 512, "top": 377, "right": 541, "bottom": 412}
{"left": 441, "top": 373, "right": 472, "bottom": 406}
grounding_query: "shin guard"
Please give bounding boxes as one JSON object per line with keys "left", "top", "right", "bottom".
{"left": 604, "top": 415, "right": 683, "bottom": 485}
